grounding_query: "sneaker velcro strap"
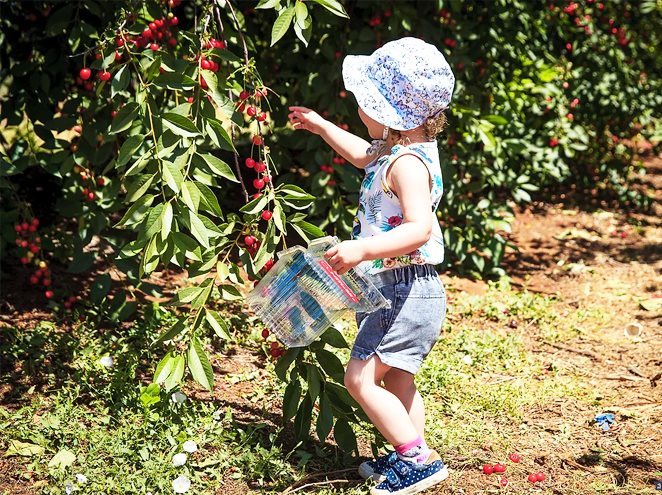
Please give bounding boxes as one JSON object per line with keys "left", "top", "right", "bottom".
{"left": 392, "top": 460, "right": 411, "bottom": 477}
{"left": 385, "top": 468, "right": 401, "bottom": 487}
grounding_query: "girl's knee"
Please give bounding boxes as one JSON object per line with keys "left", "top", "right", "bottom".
{"left": 343, "top": 368, "right": 362, "bottom": 397}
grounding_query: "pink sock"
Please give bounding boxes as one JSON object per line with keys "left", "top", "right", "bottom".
{"left": 395, "top": 436, "right": 431, "bottom": 464}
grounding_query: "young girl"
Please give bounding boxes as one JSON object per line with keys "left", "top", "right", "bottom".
{"left": 287, "top": 37, "right": 454, "bottom": 495}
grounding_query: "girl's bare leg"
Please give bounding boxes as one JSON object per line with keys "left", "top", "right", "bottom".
{"left": 344, "top": 355, "right": 419, "bottom": 446}
{"left": 383, "top": 367, "right": 425, "bottom": 438}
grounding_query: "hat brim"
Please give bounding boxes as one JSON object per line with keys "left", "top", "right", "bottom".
{"left": 342, "top": 55, "right": 416, "bottom": 131}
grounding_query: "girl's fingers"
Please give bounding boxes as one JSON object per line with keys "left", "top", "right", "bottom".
{"left": 288, "top": 106, "right": 310, "bottom": 112}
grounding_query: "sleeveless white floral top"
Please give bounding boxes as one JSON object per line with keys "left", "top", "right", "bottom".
{"left": 352, "top": 141, "right": 445, "bottom": 275}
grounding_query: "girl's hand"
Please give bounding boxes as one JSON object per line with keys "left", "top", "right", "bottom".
{"left": 323, "top": 240, "right": 366, "bottom": 275}
{"left": 288, "top": 106, "right": 327, "bottom": 135}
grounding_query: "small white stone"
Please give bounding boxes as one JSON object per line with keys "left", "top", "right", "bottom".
{"left": 99, "top": 356, "right": 114, "bottom": 369}
{"left": 182, "top": 440, "right": 197, "bottom": 453}
{"left": 172, "top": 475, "right": 191, "bottom": 493}
{"left": 461, "top": 354, "right": 473, "bottom": 365}
{"left": 65, "top": 481, "right": 74, "bottom": 494}
{"left": 172, "top": 452, "right": 187, "bottom": 467}
{"left": 171, "top": 391, "right": 187, "bottom": 404}
{"left": 75, "top": 473, "right": 87, "bottom": 484}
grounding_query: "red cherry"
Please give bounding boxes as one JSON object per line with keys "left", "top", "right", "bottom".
{"left": 14, "top": 224, "right": 22, "bottom": 232}
{"left": 170, "top": 16, "right": 179, "bottom": 26}
{"left": 200, "top": 58, "right": 211, "bottom": 70}
{"left": 261, "top": 210, "right": 272, "bottom": 221}
{"left": 42, "top": 279, "right": 51, "bottom": 287}
{"left": 252, "top": 135, "right": 263, "bottom": 146}
{"left": 45, "top": 290, "right": 54, "bottom": 299}
{"left": 245, "top": 158, "right": 256, "bottom": 168}
{"left": 528, "top": 473, "right": 538, "bottom": 483}
{"left": 150, "top": 43, "right": 159, "bottom": 51}
{"left": 31, "top": 218, "right": 39, "bottom": 227}
{"left": 84, "top": 82, "right": 94, "bottom": 91}
{"left": 116, "top": 38, "right": 124, "bottom": 47}
{"left": 254, "top": 162, "right": 266, "bottom": 173}
{"left": 87, "top": 192, "right": 95, "bottom": 201}
{"left": 111, "top": 110, "right": 118, "bottom": 118}
{"left": 200, "top": 77, "right": 208, "bottom": 89}
{"left": 239, "top": 90, "right": 249, "bottom": 100}
{"left": 64, "top": 301, "right": 72, "bottom": 309}
{"left": 98, "top": 71, "right": 112, "bottom": 82}
{"left": 567, "top": 113, "right": 574, "bottom": 121}
{"left": 563, "top": 81, "right": 570, "bottom": 89}
{"left": 482, "top": 464, "right": 494, "bottom": 475}
{"left": 187, "top": 96, "right": 194, "bottom": 103}
{"left": 493, "top": 463, "right": 506, "bottom": 473}
{"left": 30, "top": 276, "right": 39, "bottom": 285}
{"left": 499, "top": 478, "right": 508, "bottom": 487}
{"left": 149, "top": 22, "right": 157, "bottom": 31}
{"left": 508, "top": 453, "right": 520, "bottom": 463}
{"left": 263, "top": 175, "right": 271, "bottom": 184}
{"left": 21, "top": 222, "right": 29, "bottom": 231}
{"left": 30, "top": 245, "right": 39, "bottom": 254}
{"left": 247, "top": 106, "right": 257, "bottom": 117}
{"left": 168, "top": 38, "right": 177, "bottom": 47}
{"left": 261, "top": 329, "right": 269, "bottom": 338}
{"left": 270, "top": 347, "right": 280, "bottom": 358}
{"left": 535, "top": 472, "right": 545, "bottom": 482}
{"left": 257, "top": 111, "right": 267, "bottom": 122}
{"left": 20, "top": 257, "right": 29, "bottom": 265}
{"left": 97, "top": 177, "right": 105, "bottom": 186}
{"left": 245, "top": 235, "right": 256, "bottom": 247}
{"left": 549, "top": 137, "right": 559, "bottom": 147}
{"left": 79, "top": 68, "right": 91, "bottom": 80}
{"left": 253, "top": 178, "right": 265, "bottom": 190}
{"left": 142, "top": 28, "right": 152, "bottom": 39}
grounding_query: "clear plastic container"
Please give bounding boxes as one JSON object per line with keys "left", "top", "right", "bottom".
{"left": 247, "top": 236, "right": 390, "bottom": 347}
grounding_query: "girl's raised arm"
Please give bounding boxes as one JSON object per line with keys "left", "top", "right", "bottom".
{"left": 288, "top": 106, "right": 375, "bottom": 169}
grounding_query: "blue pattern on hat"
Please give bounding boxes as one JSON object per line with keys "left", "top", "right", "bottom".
{"left": 343, "top": 37, "right": 455, "bottom": 131}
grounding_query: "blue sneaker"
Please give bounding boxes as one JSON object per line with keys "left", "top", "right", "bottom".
{"left": 359, "top": 450, "right": 442, "bottom": 482}
{"left": 370, "top": 458, "right": 449, "bottom": 495}
{"left": 359, "top": 451, "right": 398, "bottom": 482}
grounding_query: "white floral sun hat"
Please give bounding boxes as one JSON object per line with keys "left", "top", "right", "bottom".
{"left": 342, "top": 37, "right": 455, "bottom": 131}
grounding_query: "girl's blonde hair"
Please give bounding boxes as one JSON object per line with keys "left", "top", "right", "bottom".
{"left": 390, "top": 111, "right": 448, "bottom": 146}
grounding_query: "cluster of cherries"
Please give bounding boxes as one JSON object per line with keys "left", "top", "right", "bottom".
{"left": 73, "top": 165, "right": 105, "bottom": 203}
{"left": 75, "top": 12, "right": 180, "bottom": 94}
{"left": 14, "top": 218, "right": 55, "bottom": 301}
{"left": 236, "top": 87, "right": 268, "bottom": 122}
{"left": 261, "top": 329, "right": 285, "bottom": 359}
{"left": 482, "top": 453, "right": 546, "bottom": 487}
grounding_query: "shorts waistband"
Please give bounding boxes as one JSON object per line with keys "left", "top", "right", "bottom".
{"left": 366, "top": 264, "right": 438, "bottom": 289}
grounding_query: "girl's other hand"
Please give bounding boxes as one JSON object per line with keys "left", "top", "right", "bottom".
{"left": 288, "top": 106, "right": 327, "bottom": 135}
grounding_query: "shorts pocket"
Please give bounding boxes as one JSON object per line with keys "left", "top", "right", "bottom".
{"left": 395, "top": 275, "right": 445, "bottom": 299}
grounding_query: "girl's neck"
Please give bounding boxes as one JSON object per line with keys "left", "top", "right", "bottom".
{"left": 385, "top": 129, "right": 430, "bottom": 149}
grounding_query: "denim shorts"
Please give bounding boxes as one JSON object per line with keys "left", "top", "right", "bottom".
{"left": 351, "top": 264, "right": 446, "bottom": 374}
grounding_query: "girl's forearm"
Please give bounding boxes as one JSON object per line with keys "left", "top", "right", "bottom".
{"left": 318, "top": 120, "right": 375, "bottom": 169}
{"left": 357, "top": 221, "right": 432, "bottom": 261}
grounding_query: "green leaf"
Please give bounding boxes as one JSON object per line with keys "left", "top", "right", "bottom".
{"left": 310, "top": 0, "right": 349, "bottom": 18}
{"left": 48, "top": 449, "right": 76, "bottom": 470}
{"left": 293, "top": 395, "right": 313, "bottom": 441}
{"left": 306, "top": 364, "right": 322, "bottom": 402}
{"left": 191, "top": 278, "right": 214, "bottom": 309}
{"left": 240, "top": 193, "right": 269, "bottom": 214}
{"left": 256, "top": 0, "right": 281, "bottom": 8}
{"left": 189, "top": 210, "right": 210, "bottom": 248}
{"left": 205, "top": 309, "right": 230, "bottom": 339}
{"left": 283, "top": 380, "right": 301, "bottom": 422}
{"left": 314, "top": 348, "right": 345, "bottom": 381}
{"left": 163, "top": 113, "right": 200, "bottom": 137}
{"left": 5, "top": 440, "right": 45, "bottom": 457}
{"left": 273, "top": 202, "right": 286, "bottom": 233}
{"left": 152, "top": 316, "right": 188, "bottom": 346}
{"left": 163, "top": 160, "right": 184, "bottom": 194}
{"left": 333, "top": 418, "right": 357, "bottom": 453}
{"left": 109, "top": 102, "right": 140, "bottom": 135}
{"left": 196, "top": 182, "right": 223, "bottom": 218}
{"left": 172, "top": 285, "right": 205, "bottom": 306}
{"left": 117, "top": 135, "right": 145, "bottom": 167}
{"left": 187, "top": 337, "right": 214, "bottom": 391}
{"left": 165, "top": 355, "right": 185, "bottom": 391}
{"left": 295, "top": 1, "right": 309, "bottom": 27}
{"left": 67, "top": 251, "right": 95, "bottom": 274}
{"left": 153, "top": 72, "right": 197, "bottom": 91}
{"left": 154, "top": 352, "right": 176, "bottom": 385}
{"left": 198, "top": 153, "right": 238, "bottom": 182}
{"left": 126, "top": 173, "right": 155, "bottom": 202}
{"left": 181, "top": 181, "right": 201, "bottom": 211}
{"left": 271, "top": 7, "right": 296, "bottom": 46}
{"left": 275, "top": 348, "right": 301, "bottom": 381}
{"left": 111, "top": 65, "right": 131, "bottom": 97}
{"left": 205, "top": 118, "right": 236, "bottom": 152}
{"left": 115, "top": 194, "right": 154, "bottom": 228}
{"left": 172, "top": 233, "right": 202, "bottom": 261}
{"left": 161, "top": 202, "right": 173, "bottom": 240}
{"left": 294, "top": 220, "right": 325, "bottom": 239}
{"left": 320, "top": 327, "right": 349, "bottom": 348}
{"left": 316, "top": 392, "right": 334, "bottom": 441}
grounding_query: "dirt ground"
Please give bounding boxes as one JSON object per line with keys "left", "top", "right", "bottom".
{"left": 1, "top": 153, "right": 660, "bottom": 494}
